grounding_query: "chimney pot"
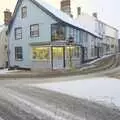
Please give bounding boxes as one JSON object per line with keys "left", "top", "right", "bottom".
{"left": 77, "top": 7, "right": 81, "bottom": 16}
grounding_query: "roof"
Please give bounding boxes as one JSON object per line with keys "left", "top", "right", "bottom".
{"left": 9, "top": 0, "right": 101, "bottom": 38}
{"left": 35, "top": 0, "right": 101, "bottom": 38}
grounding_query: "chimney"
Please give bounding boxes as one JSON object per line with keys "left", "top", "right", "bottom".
{"left": 4, "top": 9, "right": 12, "bottom": 25}
{"left": 92, "top": 12, "right": 98, "bottom": 18}
{"left": 77, "top": 7, "right": 81, "bottom": 16}
{"left": 60, "top": 0, "right": 71, "bottom": 15}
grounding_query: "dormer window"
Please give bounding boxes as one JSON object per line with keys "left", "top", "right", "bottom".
{"left": 21, "top": 6, "right": 27, "bottom": 18}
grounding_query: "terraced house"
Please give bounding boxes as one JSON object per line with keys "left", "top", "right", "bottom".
{"left": 76, "top": 12, "right": 118, "bottom": 56}
{"left": 8, "top": 0, "right": 118, "bottom": 70}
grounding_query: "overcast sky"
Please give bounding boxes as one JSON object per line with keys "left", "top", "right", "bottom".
{"left": 0, "top": 0, "right": 119, "bottom": 30}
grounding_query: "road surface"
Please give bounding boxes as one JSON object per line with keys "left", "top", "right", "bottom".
{"left": 0, "top": 75, "right": 120, "bottom": 120}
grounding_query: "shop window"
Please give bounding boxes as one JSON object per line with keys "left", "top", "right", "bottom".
{"left": 51, "top": 24, "right": 65, "bottom": 41}
{"left": 32, "top": 47, "right": 49, "bottom": 60}
{"left": 53, "top": 47, "right": 63, "bottom": 59}
{"left": 15, "top": 47, "right": 23, "bottom": 60}
{"left": 66, "top": 46, "right": 80, "bottom": 58}
{"left": 30, "top": 24, "right": 39, "bottom": 37}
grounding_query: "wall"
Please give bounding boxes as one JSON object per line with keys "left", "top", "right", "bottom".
{"left": 76, "top": 13, "right": 97, "bottom": 36}
{"left": 76, "top": 13, "right": 118, "bottom": 56}
{"left": 0, "top": 25, "right": 8, "bottom": 68}
{"left": 9, "top": 0, "right": 56, "bottom": 68}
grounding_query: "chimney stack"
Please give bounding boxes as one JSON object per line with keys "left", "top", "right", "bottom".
{"left": 4, "top": 9, "right": 12, "bottom": 25}
{"left": 60, "top": 0, "right": 71, "bottom": 16}
{"left": 77, "top": 7, "right": 81, "bottom": 16}
{"left": 92, "top": 12, "right": 98, "bottom": 18}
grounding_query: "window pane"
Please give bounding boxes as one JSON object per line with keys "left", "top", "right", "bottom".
{"left": 53, "top": 47, "right": 63, "bottom": 59}
{"left": 30, "top": 24, "right": 39, "bottom": 37}
{"left": 32, "top": 47, "right": 49, "bottom": 60}
{"left": 31, "top": 25, "right": 39, "bottom": 31}
{"left": 22, "top": 7, "right": 27, "bottom": 18}
{"left": 66, "top": 46, "right": 80, "bottom": 58}
{"left": 15, "top": 47, "right": 23, "bottom": 60}
{"left": 15, "top": 28, "right": 22, "bottom": 40}
{"left": 51, "top": 24, "right": 65, "bottom": 41}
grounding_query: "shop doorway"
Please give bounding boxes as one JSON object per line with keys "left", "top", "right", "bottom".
{"left": 52, "top": 47, "right": 65, "bottom": 69}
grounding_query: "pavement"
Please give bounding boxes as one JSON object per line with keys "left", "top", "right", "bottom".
{"left": 0, "top": 75, "right": 120, "bottom": 120}
{"left": 0, "top": 54, "right": 119, "bottom": 80}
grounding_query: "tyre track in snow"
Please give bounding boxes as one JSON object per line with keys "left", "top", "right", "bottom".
{"left": 6, "top": 85, "right": 120, "bottom": 120}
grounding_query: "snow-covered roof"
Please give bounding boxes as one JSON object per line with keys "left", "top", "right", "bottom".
{"left": 35, "top": 0, "right": 101, "bottom": 38}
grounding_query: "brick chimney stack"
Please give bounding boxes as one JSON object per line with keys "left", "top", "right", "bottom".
{"left": 4, "top": 9, "right": 12, "bottom": 25}
{"left": 61, "top": 0, "right": 71, "bottom": 15}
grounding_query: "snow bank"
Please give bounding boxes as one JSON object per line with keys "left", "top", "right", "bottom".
{"left": 30, "top": 77, "right": 120, "bottom": 107}
{"left": 88, "top": 54, "right": 113, "bottom": 65}
{"left": 0, "top": 69, "right": 20, "bottom": 74}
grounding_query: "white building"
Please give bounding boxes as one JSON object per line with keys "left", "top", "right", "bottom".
{"left": 0, "top": 9, "right": 12, "bottom": 68}
{"left": 8, "top": 0, "right": 118, "bottom": 70}
{"left": 76, "top": 11, "right": 118, "bottom": 56}
{"left": 0, "top": 25, "right": 8, "bottom": 68}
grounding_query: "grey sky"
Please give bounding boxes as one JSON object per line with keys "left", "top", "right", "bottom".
{"left": 0, "top": 0, "right": 119, "bottom": 30}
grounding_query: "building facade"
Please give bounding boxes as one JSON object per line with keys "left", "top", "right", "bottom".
{"left": 8, "top": 0, "right": 117, "bottom": 70}
{"left": 0, "top": 9, "right": 12, "bottom": 68}
{"left": 0, "top": 25, "right": 8, "bottom": 68}
{"left": 76, "top": 12, "right": 118, "bottom": 56}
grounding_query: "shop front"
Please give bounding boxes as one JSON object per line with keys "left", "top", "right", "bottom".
{"left": 31, "top": 44, "right": 82, "bottom": 70}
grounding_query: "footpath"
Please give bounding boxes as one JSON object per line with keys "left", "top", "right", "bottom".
{"left": 0, "top": 54, "right": 120, "bottom": 79}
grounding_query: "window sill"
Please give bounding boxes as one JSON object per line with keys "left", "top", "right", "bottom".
{"left": 15, "top": 59, "right": 23, "bottom": 61}
{"left": 15, "top": 38, "right": 22, "bottom": 40}
{"left": 30, "top": 36, "right": 40, "bottom": 38}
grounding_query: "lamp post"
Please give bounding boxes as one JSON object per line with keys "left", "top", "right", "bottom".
{"left": 67, "top": 37, "right": 74, "bottom": 69}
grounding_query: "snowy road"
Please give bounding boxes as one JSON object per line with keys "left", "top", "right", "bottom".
{"left": 0, "top": 76, "right": 120, "bottom": 120}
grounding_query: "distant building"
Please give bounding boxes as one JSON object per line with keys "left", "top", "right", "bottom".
{"left": 76, "top": 12, "right": 118, "bottom": 56}
{"left": 0, "top": 9, "right": 12, "bottom": 68}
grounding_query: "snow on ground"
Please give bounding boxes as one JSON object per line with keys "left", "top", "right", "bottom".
{"left": 30, "top": 77, "right": 120, "bottom": 107}
{"left": 0, "top": 69, "right": 20, "bottom": 74}
{"left": 87, "top": 54, "right": 113, "bottom": 65}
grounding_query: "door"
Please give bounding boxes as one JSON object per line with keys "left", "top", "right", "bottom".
{"left": 52, "top": 47, "right": 64, "bottom": 69}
